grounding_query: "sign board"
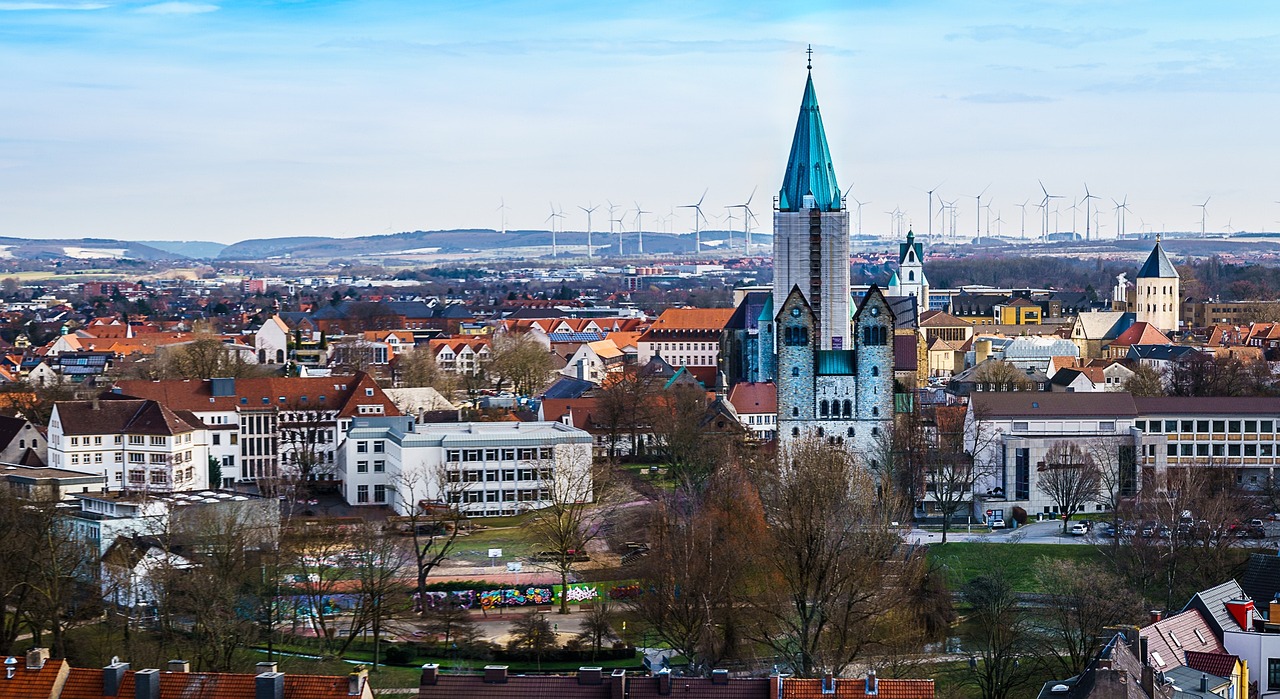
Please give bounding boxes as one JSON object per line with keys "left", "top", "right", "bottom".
{"left": 506, "top": 562, "right": 523, "bottom": 573}
{"left": 488, "top": 548, "right": 502, "bottom": 559}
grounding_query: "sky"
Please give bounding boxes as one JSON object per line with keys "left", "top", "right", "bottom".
{"left": 3, "top": 0, "right": 1280, "bottom": 244}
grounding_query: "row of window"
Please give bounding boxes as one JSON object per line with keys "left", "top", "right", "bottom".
{"left": 1139, "top": 419, "right": 1276, "bottom": 434}
{"left": 68, "top": 434, "right": 187, "bottom": 447}
{"left": 354, "top": 460, "right": 385, "bottom": 473}
{"left": 1150, "top": 442, "right": 1278, "bottom": 458}
{"left": 446, "top": 448, "right": 554, "bottom": 463}
{"left": 355, "top": 484, "right": 387, "bottom": 503}
{"left": 355, "top": 440, "right": 386, "bottom": 453}
{"left": 447, "top": 489, "right": 549, "bottom": 504}
{"left": 446, "top": 468, "right": 552, "bottom": 483}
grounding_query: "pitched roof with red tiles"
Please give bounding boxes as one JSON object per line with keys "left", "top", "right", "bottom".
{"left": 1184, "top": 650, "right": 1241, "bottom": 679}
{"left": 780, "top": 677, "right": 934, "bottom": 699}
{"left": 419, "top": 673, "right": 614, "bottom": 699}
{"left": 644, "top": 308, "right": 735, "bottom": 332}
{"left": 0, "top": 657, "right": 68, "bottom": 699}
{"left": 427, "top": 338, "right": 491, "bottom": 356}
{"left": 918, "top": 310, "right": 971, "bottom": 327}
{"left": 628, "top": 674, "right": 771, "bottom": 699}
{"left": 112, "top": 373, "right": 400, "bottom": 418}
{"left": 728, "top": 382, "right": 777, "bottom": 414}
{"left": 1110, "top": 321, "right": 1171, "bottom": 347}
{"left": 60, "top": 666, "right": 367, "bottom": 699}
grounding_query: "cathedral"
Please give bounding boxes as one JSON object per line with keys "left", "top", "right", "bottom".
{"left": 768, "top": 64, "right": 896, "bottom": 458}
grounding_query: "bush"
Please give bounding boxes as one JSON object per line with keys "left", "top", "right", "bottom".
{"left": 382, "top": 645, "right": 414, "bottom": 665}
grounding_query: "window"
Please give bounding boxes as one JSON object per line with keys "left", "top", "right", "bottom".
{"left": 212, "top": 433, "right": 221, "bottom": 445}
{"left": 129, "top": 453, "right": 145, "bottom": 464}
{"left": 1270, "top": 658, "right": 1280, "bottom": 691}
{"left": 374, "top": 485, "right": 386, "bottom": 503}
{"left": 129, "top": 435, "right": 144, "bottom": 445}
{"left": 1013, "top": 422, "right": 1029, "bottom": 432}
{"left": 820, "top": 400, "right": 829, "bottom": 418}
{"left": 1264, "top": 420, "right": 1275, "bottom": 433}
{"left": 374, "top": 460, "right": 385, "bottom": 472}
{"left": 1167, "top": 444, "right": 1177, "bottom": 457}
{"left": 862, "top": 325, "right": 888, "bottom": 346}
{"left": 1099, "top": 421, "right": 1115, "bottom": 432}
{"left": 357, "top": 485, "right": 369, "bottom": 503}
{"left": 1229, "top": 421, "right": 1242, "bottom": 434}
{"left": 1168, "top": 631, "right": 1181, "bottom": 648}
{"left": 94, "top": 436, "right": 102, "bottom": 445}
{"left": 1247, "top": 420, "right": 1259, "bottom": 433}
{"left": 843, "top": 400, "right": 852, "bottom": 418}
{"left": 1213, "top": 420, "right": 1226, "bottom": 432}
{"left": 501, "top": 449, "right": 515, "bottom": 461}
{"left": 70, "top": 437, "right": 79, "bottom": 446}
{"left": 373, "top": 441, "right": 384, "bottom": 453}
{"left": 791, "top": 367, "right": 800, "bottom": 377}
{"left": 357, "top": 441, "right": 368, "bottom": 453}
{"left": 357, "top": 460, "right": 368, "bottom": 473}
{"left": 1197, "top": 420, "right": 1210, "bottom": 432}
{"left": 151, "top": 436, "right": 166, "bottom": 446}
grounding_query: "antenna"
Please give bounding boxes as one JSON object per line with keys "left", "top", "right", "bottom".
{"left": 1082, "top": 183, "right": 1099, "bottom": 242}
{"left": 578, "top": 203, "right": 599, "bottom": 260}
{"left": 678, "top": 188, "right": 709, "bottom": 255}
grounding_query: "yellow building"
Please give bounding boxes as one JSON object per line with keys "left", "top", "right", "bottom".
{"left": 995, "top": 297, "right": 1042, "bottom": 325}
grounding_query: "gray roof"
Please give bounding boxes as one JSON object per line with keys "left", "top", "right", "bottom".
{"left": 970, "top": 391, "right": 1138, "bottom": 418}
{"left": 1138, "top": 241, "right": 1179, "bottom": 279}
{"left": 1184, "top": 579, "right": 1247, "bottom": 637}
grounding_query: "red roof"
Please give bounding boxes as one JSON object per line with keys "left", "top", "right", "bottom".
{"left": 0, "top": 658, "right": 67, "bottom": 699}
{"left": 1140, "top": 608, "right": 1225, "bottom": 671}
{"left": 728, "top": 382, "right": 777, "bottom": 414}
{"left": 113, "top": 373, "right": 400, "bottom": 419}
{"left": 1110, "top": 322, "right": 1171, "bottom": 347}
{"left": 780, "top": 678, "right": 934, "bottom": 699}
{"left": 61, "top": 667, "right": 366, "bottom": 699}
{"left": 1184, "top": 650, "right": 1240, "bottom": 679}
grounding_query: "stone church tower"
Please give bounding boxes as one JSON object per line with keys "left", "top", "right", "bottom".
{"left": 1134, "top": 239, "right": 1180, "bottom": 332}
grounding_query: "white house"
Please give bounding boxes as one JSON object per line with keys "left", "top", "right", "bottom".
{"left": 561, "top": 339, "right": 627, "bottom": 384}
{"left": 727, "top": 381, "right": 778, "bottom": 441}
{"left": 48, "top": 398, "right": 211, "bottom": 493}
{"left": 336, "top": 417, "right": 593, "bottom": 517}
{"left": 255, "top": 315, "right": 291, "bottom": 365}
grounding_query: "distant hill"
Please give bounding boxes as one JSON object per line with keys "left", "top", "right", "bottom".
{"left": 0, "top": 237, "right": 183, "bottom": 261}
{"left": 144, "top": 240, "right": 228, "bottom": 259}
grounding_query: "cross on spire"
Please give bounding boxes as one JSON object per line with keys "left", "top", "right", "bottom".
{"left": 806, "top": 44, "right": 813, "bottom": 70}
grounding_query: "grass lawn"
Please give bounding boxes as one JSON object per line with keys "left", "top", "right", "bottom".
{"left": 928, "top": 542, "right": 1105, "bottom": 593}
{"left": 449, "top": 524, "right": 541, "bottom": 564}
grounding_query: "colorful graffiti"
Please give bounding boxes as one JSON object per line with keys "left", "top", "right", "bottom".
{"left": 564, "top": 585, "right": 598, "bottom": 602}
{"left": 414, "top": 587, "right": 553, "bottom": 612}
{"left": 608, "top": 583, "right": 642, "bottom": 600}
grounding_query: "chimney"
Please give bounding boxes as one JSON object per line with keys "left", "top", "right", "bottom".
{"left": 656, "top": 668, "right": 672, "bottom": 696}
{"left": 1139, "top": 637, "right": 1149, "bottom": 666}
{"left": 483, "top": 666, "right": 508, "bottom": 684}
{"left": 1141, "top": 664, "right": 1155, "bottom": 697}
{"left": 420, "top": 664, "right": 439, "bottom": 686}
{"left": 134, "top": 669, "right": 160, "bottom": 699}
{"left": 578, "top": 667, "right": 603, "bottom": 685}
{"left": 4, "top": 658, "right": 16, "bottom": 680}
{"left": 711, "top": 669, "right": 729, "bottom": 685}
{"left": 25, "top": 648, "right": 49, "bottom": 671}
{"left": 347, "top": 667, "right": 368, "bottom": 696}
{"left": 865, "top": 669, "right": 878, "bottom": 696}
{"left": 104, "top": 661, "right": 130, "bottom": 696}
{"left": 769, "top": 673, "right": 781, "bottom": 699}
{"left": 1270, "top": 597, "right": 1280, "bottom": 624}
{"left": 822, "top": 671, "right": 835, "bottom": 694}
{"left": 255, "top": 662, "right": 278, "bottom": 675}
{"left": 1200, "top": 673, "right": 1208, "bottom": 692}
{"left": 610, "top": 669, "right": 626, "bottom": 699}
{"left": 167, "top": 660, "right": 189, "bottom": 674}
{"left": 255, "top": 671, "right": 284, "bottom": 699}
{"left": 1149, "top": 610, "right": 1163, "bottom": 625}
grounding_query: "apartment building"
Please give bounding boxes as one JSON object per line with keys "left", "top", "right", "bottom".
{"left": 337, "top": 416, "right": 593, "bottom": 516}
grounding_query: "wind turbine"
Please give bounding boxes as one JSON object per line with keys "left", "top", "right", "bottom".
{"left": 925, "top": 180, "right": 945, "bottom": 243}
{"left": 1082, "top": 183, "right": 1099, "bottom": 242}
{"left": 633, "top": 202, "right": 651, "bottom": 255}
{"left": 1016, "top": 199, "right": 1030, "bottom": 240}
{"left": 1067, "top": 199, "right": 1080, "bottom": 238}
{"left": 678, "top": 188, "right": 710, "bottom": 255}
{"left": 850, "top": 196, "right": 868, "bottom": 237}
{"left": 967, "top": 184, "right": 990, "bottom": 240}
{"left": 545, "top": 204, "right": 565, "bottom": 258}
{"left": 578, "top": 203, "right": 599, "bottom": 260}
{"left": 1195, "top": 197, "right": 1211, "bottom": 238}
{"left": 1112, "top": 196, "right": 1130, "bottom": 239}
{"left": 496, "top": 198, "right": 509, "bottom": 235}
{"left": 1037, "top": 180, "right": 1062, "bottom": 241}
{"left": 728, "top": 186, "right": 758, "bottom": 254}
{"left": 606, "top": 200, "right": 622, "bottom": 256}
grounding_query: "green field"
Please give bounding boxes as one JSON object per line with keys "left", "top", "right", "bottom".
{"left": 928, "top": 542, "right": 1105, "bottom": 593}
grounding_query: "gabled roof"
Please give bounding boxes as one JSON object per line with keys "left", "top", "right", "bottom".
{"left": 60, "top": 666, "right": 366, "bottom": 699}
{"left": 898, "top": 230, "right": 924, "bottom": 266}
{"left": 778, "top": 71, "right": 841, "bottom": 213}
{"left": 1141, "top": 607, "right": 1225, "bottom": 672}
{"left": 1138, "top": 240, "right": 1179, "bottom": 279}
{"left": 919, "top": 310, "right": 971, "bottom": 328}
{"left": 0, "top": 657, "right": 67, "bottom": 699}
{"left": 642, "top": 308, "right": 735, "bottom": 333}
{"left": 1184, "top": 650, "right": 1241, "bottom": 680}
{"left": 728, "top": 381, "right": 777, "bottom": 414}
{"left": 1184, "top": 579, "right": 1249, "bottom": 637}
{"left": 1072, "top": 311, "right": 1132, "bottom": 341}
{"left": 112, "top": 373, "right": 400, "bottom": 419}
{"left": 1111, "top": 322, "right": 1171, "bottom": 347}
{"left": 540, "top": 376, "right": 595, "bottom": 400}
{"left": 54, "top": 399, "right": 202, "bottom": 436}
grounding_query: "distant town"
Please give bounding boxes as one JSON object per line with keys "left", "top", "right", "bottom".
{"left": 7, "top": 69, "right": 1280, "bottom": 699}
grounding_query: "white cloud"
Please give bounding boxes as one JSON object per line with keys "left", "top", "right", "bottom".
{"left": 135, "top": 1, "right": 217, "bottom": 14}
{"left": 0, "top": 2, "right": 107, "bottom": 10}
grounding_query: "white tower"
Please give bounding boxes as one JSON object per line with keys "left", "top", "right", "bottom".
{"left": 1134, "top": 239, "right": 1180, "bottom": 332}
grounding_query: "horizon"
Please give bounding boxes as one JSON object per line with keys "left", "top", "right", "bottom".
{"left": 4, "top": 1, "right": 1279, "bottom": 244}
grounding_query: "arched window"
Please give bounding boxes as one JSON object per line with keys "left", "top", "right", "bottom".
{"left": 792, "top": 427, "right": 800, "bottom": 437}
{"left": 792, "top": 407, "right": 799, "bottom": 417}
{"left": 276, "top": 349, "right": 285, "bottom": 363}
{"left": 871, "top": 366, "right": 879, "bottom": 377}
{"left": 872, "top": 406, "right": 879, "bottom": 417}
{"left": 819, "top": 400, "right": 829, "bottom": 417}
{"left": 908, "top": 271, "right": 915, "bottom": 281}
{"left": 842, "top": 400, "right": 852, "bottom": 418}
{"left": 791, "top": 366, "right": 800, "bottom": 377}
{"left": 847, "top": 427, "right": 855, "bottom": 438}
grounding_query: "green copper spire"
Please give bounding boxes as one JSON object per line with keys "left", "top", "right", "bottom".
{"left": 779, "top": 69, "right": 841, "bottom": 212}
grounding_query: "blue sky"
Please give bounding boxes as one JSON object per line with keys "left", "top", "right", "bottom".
{"left": 3, "top": 0, "right": 1279, "bottom": 243}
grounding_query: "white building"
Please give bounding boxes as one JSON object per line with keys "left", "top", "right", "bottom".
{"left": 48, "top": 399, "right": 211, "bottom": 493}
{"left": 337, "top": 417, "right": 593, "bottom": 517}
{"left": 1134, "top": 239, "right": 1181, "bottom": 332}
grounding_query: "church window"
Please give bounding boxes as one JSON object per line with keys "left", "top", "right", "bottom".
{"left": 842, "top": 400, "right": 852, "bottom": 418}
{"left": 847, "top": 427, "right": 855, "bottom": 438}
{"left": 872, "top": 407, "right": 879, "bottom": 417}
{"left": 819, "top": 400, "right": 829, "bottom": 417}
{"left": 908, "top": 271, "right": 915, "bottom": 281}
{"left": 792, "top": 427, "right": 800, "bottom": 437}
{"left": 871, "top": 366, "right": 879, "bottom": 377}
{"left": 863, "top": 325, "right": 888, "bottom": 346}
{"left": 784, "top": 326, "right": 809, "bottom": 346}
{"left": 792, "top": 407, "right": 799, "bottom": 417}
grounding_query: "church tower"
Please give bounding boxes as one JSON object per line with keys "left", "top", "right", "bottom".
{"left": 887, "top": 230, "right": 928, "bottom": 319}
{"left": 1134, "top": 239, "right": 1180, "bottom": 332}
{"left": 772, "top": 64, "right": 851, "bottom": 350}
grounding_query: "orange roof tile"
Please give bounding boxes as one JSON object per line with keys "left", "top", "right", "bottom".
{"left": 781, "top": 677, "right": 934, "bottom": 699}
{"left": 113, "top": 373, "right": 400, "bottom": 419}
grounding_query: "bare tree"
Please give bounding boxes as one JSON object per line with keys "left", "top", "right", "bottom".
{"left": 961, "top": 563, "right": 1038, "bottom": 699}
{"left": 1035, "top": 560, "right": 1145, "bottom": 675}
{"left": 749, "top": 436, "right": 908, "bottom": 677}
{"left": 488, "top": 331, "right": 555, "bottom": 396}
{"left": 278, "top": 402, "right": 337, "bottom": 488}
{"left": 1039, "top": 441, "right": 1103, "bottom": 534}
{"left": 576, "top": 601, "right": 618, "bottom": 660}
{"left": 337, "top": 523, "right": 411, "bottom": 667}
{"left": 1088, "top": 436, "right": 1138, "bottom": 551}
{"left": 507, "top": 609, "right": 557, "bottom": 665}
{"left": 1123, "top": 364, "right": 1166, "bottom": 397}
{"left": 390, "top": 467, "right": 466, "bottom": 618}
{"left": 526, "top": 446, "right": 611, "bottom": 614}
{"left": 395, "top": 347, "right": 458, "bottom": 395}
{"left": 971, "top": 360, "right": 1034, "bottom": 391}
{"left": 330, "top": 336, "right": 382, "bottom": 375}
{"left": 596, "top": 370, "right": 659, "bottom": 461}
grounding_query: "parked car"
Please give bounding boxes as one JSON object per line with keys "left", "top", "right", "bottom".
{"left": 990, "top": 518, "right": 1006, "bottom": 529}
{"left": 1069, "top": 522, "right": 1089, "bottom": 536}
{"left": 1099, "top": 524, "right": 1116, "bottom": 538}
{"left": 1248, "top": 519, "right": 1267, "bottom": 539}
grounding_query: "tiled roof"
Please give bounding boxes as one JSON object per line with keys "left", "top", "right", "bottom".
{"left": 780, "top": 677, "right": 934, "bottom": 699}
{"left": 61, "top": 667, "right": 365, "bottom": 699}
{"left": 418, "top": 673, "right": 615, "bottom": 699}
{"left": 1111, "top": 322, "right": 1171, "bottom": 347}
{"left": 1141, "top": 607, "right": 1224, "bottom": 671}
{"left": 1184, "top": 650, "right": 1240, "bottom": 679}
{"left": 629, "top": 674, "right": 771, "bottom": 699}
{"left": 643, "top": 308, "right": 735, "bottom": 332}
{"left": 112, "top": 373, "right": 400, "bottom": 419}
{"left": 1240, "top": 553, "right": 1280, "bottom": 612}
{"left": 1185, "top": 580, "right": 1248, "bottom": 637}
{"left": 918, "top": 310, "right": 971, "bottom": 327}
{"left": 728, "top": 381, "right": 777, "bottom": 414}
{"left": 1137, "top": 241, "right": 1179, "bottom": 279}
{"left": 894, "top": 334, "right": 919, "bottom": 371}
{"left": 0, "top": 658, "right": 67, "bottom": 699}
{"left": 1133, "top": 396, "right": 1280, "bottom": 415}
{"left": 55, "top": 399, "right": 202, "bottom": 436}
